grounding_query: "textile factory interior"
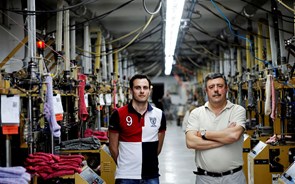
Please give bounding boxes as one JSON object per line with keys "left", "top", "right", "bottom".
{"left": 0, "top": 0, "right": 295, "bottom": 183}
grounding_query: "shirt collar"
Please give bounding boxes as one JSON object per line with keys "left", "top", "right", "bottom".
{"left": 205, "top": 100, "right": 234, "bottom": 110}
{"left": 127, "top": 100, "right": 153, "bottom": 114}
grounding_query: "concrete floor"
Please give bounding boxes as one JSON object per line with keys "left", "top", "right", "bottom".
{"left": 159, "top": 121, "right": 196, "bottom": 184}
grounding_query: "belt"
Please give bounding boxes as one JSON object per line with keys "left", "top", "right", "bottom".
{"left": 193, "top": 166, "right": 242, "bottom": 177}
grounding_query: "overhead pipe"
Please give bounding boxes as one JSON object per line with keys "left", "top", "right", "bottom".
{"left": 230, "top": 47, "right": 236, "bottom": 77}
{"left": 101, "top": 37, "right": 107, "bottom": 81}
{"left": 219, "top": 46, "right": 224, "bottom": 74}
{"left": 221, "top": 0, "right": 269, "bottom": 39}
{"left": 64, "top": 9, "right": 70, "bottom": 71}
{"left": 229, "top": 0, "right": 269, "bottom": 27}
{"left": 246, "top": 20, "right": 254, "bottom": 72}
{"left": 27, "top": 0, "right": 36, "bottom": 60}
{"left": 278, "top": 11, "right": 287, "bottom": 75}
{"left": 257, "top": 21, "right": 264, "bottom": 71}
{"left": 268, "top": 15, "right": 278, "bottom": 67}
{"left": 243, "top": 0, "right": 269, "bottom": 18}
{"left": 114, "top": 50, "right": 119, "bottom": 81}
{"left": 65, "top": 0, "right": 93, "bottom": 19}
{"left": 94, "top": 30, "right": 102, "bottom": 76}
{"left": 107, "top": 42, "right": 114, "bottom": 81}
{"left": 26, "top": 0, "right": 37, "bottom": 157}
{"left": 113, "top": 50, "right": 119, "bottom": 109}
{"left": 56, "top": 0, "right": 63, "bottom": 52}
{"left": 142, "top": 62, "right": 163, "bottom": 76}
{"left": 270, "top": 0, "right": 281, "bottom": 68}
{"left": 119, "top": 52, "right": 123, "bottom": 84}
{"left": 224, "top": 50, "right": 230, "bottom": 77}
{"left": 83, "top": 23, "right": 91, "bottom": 74}
{"left": 246, "top": 33, "right": 252, "bottom": 70}
{"left": 70, "top": 19, "right": 76, "bottom": 61}
{"left": 265, "top": 22, "right": 272, "bottom": 66}
{"left": 123, "top": 55, "right": 128, "bottom": 81}
{"left": 237, "top": 47, "right": 242, "bottom": 79}
{"left": 129, "top": 59, "right": 136, "bottom": 78}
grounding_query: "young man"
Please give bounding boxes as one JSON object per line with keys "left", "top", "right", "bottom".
{"left": 185, "top": 73, "right": 246, "bottom": 184}
{"left": 109, "top": 74, "right": 166, "bottom": 184}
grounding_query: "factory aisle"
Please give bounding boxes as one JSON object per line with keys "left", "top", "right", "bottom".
{"left": 159, "top": 121, "right": 196, "bottom": 184}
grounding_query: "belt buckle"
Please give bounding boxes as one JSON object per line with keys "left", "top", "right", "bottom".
{"left": 230, "top": 169, "right": 234, "bottom": 174}
{"left": 204, "top": 171, "right": 207, "bottom": 176}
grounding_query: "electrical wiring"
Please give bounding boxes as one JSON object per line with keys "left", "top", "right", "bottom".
{"left": 214, "top": 1, "right": 293, "bottom": 35}
{"left": 0, "top": 11, "right": 75, "bottom": 78}
{"left": 73, "top": 0, "right": 136, "bottom": 29}
{"left": 187, "top": 31, "right": 219, "bottom": 59}
{"left": 192, "top": 10, "right": 202, "bottom": 19}
{"left": 140, "top": 62, "right": 163, "bottom": 75}
{"left": 210, "top": 0, "right": 271, "bottom": 68}
{"left": 132, "top": 42, "right": 162, "bottom": 56}
{"left": 143, "top": 0, "right": 162, "bottom": 15}
{"left": 190, "top": 20, "right": 240, "bottom": 47}
{"left": 41, "top": 0, "right": 137, "bottom": 36}
{"left": 138, "top": 59, "right": 161, "bottom": 71}
{"left": 133, "top": 53, "right": 162, "bottom": 67}
{"left": 186, "top": 56, "right": 208, "bottom": 70}
{"left": 1, "top": 10, "right": 69, "bottom": 67}
{"left": 276, "top": 0, "right": 295, "bottom": 13}
{"left": 106, "top": 26, "right": 144, "bottom": 44}
{"left": 132, "top": 27, "right": 161, "bottom": 45}
{"left": 106, "top": 15, "right": 161, "bottom": 45}
{"left": 0, "top": 24, "right": 30, "bottom": 55}
{"left": 2, "top": 0, "right": 96, "bottom": 15}
{"left": 7, "top": 0, "right": 145, "bottom": 56}
{"left": 240, "top": 0, "right": 294, "bottom": 22}
{"left": 186, "top": 44, "right": 219, "bottom": 61}
{"left": 142, "top": 65, "right": 162, "bottom": 76}
{"left": 77, "top": 14, "right": 155, "bottom": 57}
{"left": 198, "top": 3, "right": 269, "bottom": 40}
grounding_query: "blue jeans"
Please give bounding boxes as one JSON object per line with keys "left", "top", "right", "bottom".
{"left": 115, "top": 178, "right": 159, "bottom": 184}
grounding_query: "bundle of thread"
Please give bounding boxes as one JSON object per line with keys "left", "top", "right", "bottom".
{"left": 25, "top": 152, "right": 84, "bottom": 180}
{"left": 0, "top": 166, "right": 31, "bottom": 184}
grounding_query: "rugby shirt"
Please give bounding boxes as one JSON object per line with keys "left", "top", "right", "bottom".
{"left": 109, "top": 102, "right": 166, "bottom": 179}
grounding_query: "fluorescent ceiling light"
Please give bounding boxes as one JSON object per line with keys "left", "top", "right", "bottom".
{"left": 164, "top": 0, "right": 185, "bottom": 75}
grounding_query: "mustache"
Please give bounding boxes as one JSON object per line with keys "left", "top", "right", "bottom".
{"left": 212, "top": 93, "right": 221, "bottom": 97}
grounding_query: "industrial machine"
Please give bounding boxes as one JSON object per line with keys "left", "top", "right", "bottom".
{"left": 248, "top": 141, "right": 295, "bottom": 184}
{"left": 278, "top": 161, "right": 295, "bottom": 184}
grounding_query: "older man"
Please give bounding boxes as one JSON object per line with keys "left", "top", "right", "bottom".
{"left": 186, "top": 73, "right": 246, "bottom": 184}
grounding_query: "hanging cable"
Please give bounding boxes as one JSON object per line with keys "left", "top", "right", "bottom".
{"left": 143, "top": 0, "right": 162, "bottom": 15}
{"left": 76, "top": 14, "right": 154, "bottom": 57}
{"left": 187, "top": 31, "right": 219, "bottom": 59}
{"left": 2, "top": 0, "right": 96, "bottom": 15}
{"left": 240, "top": 0, "right": 294, "bottom": 20}
{"left": 214, "top": 1, "right": 293, "bottom": 33}
{"left": 276, "top": 0, "right": 295, "bottom": 13}
{"left": 210, "top": 0, "right": 271, "bottom": 68}
{"left": 73, "top": 0, "right": 136, "bottom": 29}
{"left": 1, "top": 10, "right": 70, "bottom": 67}
{"left": 106, "top": 15, "right": 161, "bottom": 44}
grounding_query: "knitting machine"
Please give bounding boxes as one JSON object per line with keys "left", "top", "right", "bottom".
{"left": 278, "top": 161, "right": 295, "bottom": 184}
{"left": 247, "top": 140, "right": 295, "bottom": 184}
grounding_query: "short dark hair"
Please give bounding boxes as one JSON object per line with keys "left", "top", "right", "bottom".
{"left": 204, "top": 73, "right": 227, "bottom": 87}
{"left": 129, "top": 74, "right": 152, "bottom": 89}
